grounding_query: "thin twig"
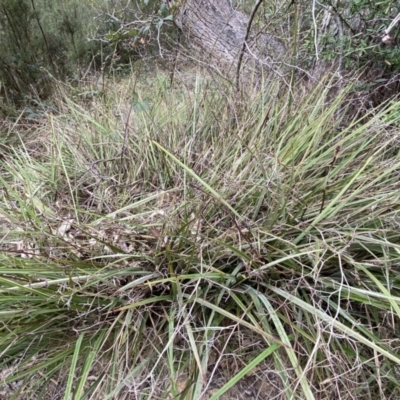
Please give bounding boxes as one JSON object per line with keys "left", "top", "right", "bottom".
{"left": 235, "top": 0, "right": 264, "bottom": 91}
{"left": 312, "top": 0, "right": 319, "bottom": 60}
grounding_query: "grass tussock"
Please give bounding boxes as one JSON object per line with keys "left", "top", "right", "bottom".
{"left": 1, "top": 70, "right": 400, "bottom": 399}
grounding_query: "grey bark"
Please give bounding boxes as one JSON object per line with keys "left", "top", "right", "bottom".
{"left": 174, "top": 0, "right": 287, "bottom": 81}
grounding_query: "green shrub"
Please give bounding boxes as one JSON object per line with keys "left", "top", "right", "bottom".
{"left": 296, "top": 0, "right": 400, "bottom": 103}
{"left": 0, "top": 0, "right": 100, "bottom": 110}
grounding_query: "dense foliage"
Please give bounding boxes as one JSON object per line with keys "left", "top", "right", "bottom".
{"left": 1, "top": 1, "right": 400, "bottom": 399}
{"left": 0, "top": 0, "right": 156, "bottom": 113}
{"left": 298, "top": 0, "right": 400, "bottom": 104}
{"left": 1, "top": 69, "right": 400, "bottom": 399}
{"left": 0, "top": 0, "right": 99, "bottom": 109}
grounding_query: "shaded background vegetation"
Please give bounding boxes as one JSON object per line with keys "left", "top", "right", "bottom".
{"left": 0, "top": 0, "right": 96, "bottom": 108}
{"left": 0, "top": 0, "right": 169, "bottom": 115}
{"left": 0, "top": 0, "right": 399, "bottom": 115}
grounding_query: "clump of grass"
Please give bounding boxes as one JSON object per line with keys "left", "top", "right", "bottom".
{"left": 1, "top": 70, "right": 400, "bottom": 399}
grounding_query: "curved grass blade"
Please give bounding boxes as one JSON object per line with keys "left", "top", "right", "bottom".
{"left": 63, "top": 333, "right": 84, "bottom": 400}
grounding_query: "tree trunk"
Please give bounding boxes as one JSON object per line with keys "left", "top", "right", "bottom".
{"left": 174, "top": 0, "right": 286, "bottom": 81}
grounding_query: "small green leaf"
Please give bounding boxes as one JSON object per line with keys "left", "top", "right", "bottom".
{"left": 131, "top": 91, "right": 139, "bottom": 103}
{"left": 159, "top": 3, "right": 168, "bottom": 14}
{"left": 134, "top": 102, "right": 150, "bottom": 112}
{"left": 128, "top": 29, "right": 138, "bottom": 37}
